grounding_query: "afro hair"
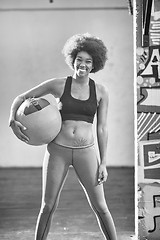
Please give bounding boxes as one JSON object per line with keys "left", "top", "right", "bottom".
{"left": 62, "top": 33, "right": 107, "bottom": 73}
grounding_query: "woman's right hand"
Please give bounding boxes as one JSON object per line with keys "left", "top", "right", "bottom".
{"left": 10, "top": 120, "right": 29, "bottom": 143}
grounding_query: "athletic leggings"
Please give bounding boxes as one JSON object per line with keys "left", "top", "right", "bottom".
{"left": 35, "top": 142, "right": 117, "bottom": 240}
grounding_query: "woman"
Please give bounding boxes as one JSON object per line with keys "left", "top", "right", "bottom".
{"left": 9, "top": 33, "right": 117, "bottom": 240}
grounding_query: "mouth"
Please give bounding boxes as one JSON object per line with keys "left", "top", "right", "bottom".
{"left": 78, "top": 67, "right": 87, "bottom": 73}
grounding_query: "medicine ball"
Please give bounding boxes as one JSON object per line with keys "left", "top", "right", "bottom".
{"left": 16, "top": 98, "right": 62, "bottom": 145}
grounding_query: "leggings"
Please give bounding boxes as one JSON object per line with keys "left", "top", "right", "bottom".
{"left": 35, "top": 142, "right": 117, "bottom": 240}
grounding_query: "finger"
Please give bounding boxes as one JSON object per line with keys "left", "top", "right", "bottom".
{"left": 19, "top": 137, "right": 29, "bottom": 143}
{"left": 98, "top": 179, "right": 104, "bottom": 185}
{"left": 20, "top": 132, "right": 29, "bottom": 142}
{"left": 98, "top": 177, "right": 103, "bottom": 185}
{"left": 17, "top": 135, "right": 29, "bottom": 143}
{"left": 103, "top": 172, "right": 108, "bottom": 181}
{"left": 98, "top": 170, "right": 103, "bottom": 183}
{"left": 21, "top": 138, "right": 29, "bottom": 143}
{"left": 98, "top": 175, "right": 107, "bottom": 184}
{"left": 98, "top": 178, "right": 102, "bottom": 184}
{"left": 98, "top": 171, "right": 102, "bottom": 179}
{"left": 58, "top": 102, "right": 63, "bottom": 110}
{"left": 16, "top": 129, "right": 29, "bottom": 142}
{"left": 17, "top": 121, "right": 27, "bottom": 131}
{"left": 102, "top": 177, "right": 107, "bottom": 183}
{"left": 98, "top": 178, "right": 101, "bottom": 184}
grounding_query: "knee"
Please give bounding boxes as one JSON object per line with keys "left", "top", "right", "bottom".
{"left": 40, "top": 201, "right": 57, "bottom": 215}
{"left": 92, "top": 201, "right": 110, "bottom": 214}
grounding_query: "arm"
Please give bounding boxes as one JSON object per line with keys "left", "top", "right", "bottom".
{"left": 96, "top": 84, "right": 109, "bottom": 184}
{"left": 9, "top": 78, "right": 65, "bottom": 142}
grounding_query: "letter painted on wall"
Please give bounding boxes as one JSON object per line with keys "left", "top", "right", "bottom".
{"left": 139, "top": 140, "right": 160, "bottom": 183}
{"left": 136, "top": 0, "right": 160, "bottom": 142}
{"left": 138, "top": 183, "right": 160, "bottom": 239}
{"left": 137, "top": 46, "right": 160, "bottom": 141}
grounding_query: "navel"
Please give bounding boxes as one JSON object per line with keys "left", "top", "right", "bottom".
{"left": 72, "top": 126, "right": 77, "bottom": 135}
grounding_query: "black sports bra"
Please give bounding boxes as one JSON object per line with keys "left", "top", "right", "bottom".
{"left": 59, "top": 76, "right": 97, "bottom": 123}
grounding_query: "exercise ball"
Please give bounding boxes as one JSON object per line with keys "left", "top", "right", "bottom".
{"left": 16, "top": 98, "right": 62, "bottom": 146}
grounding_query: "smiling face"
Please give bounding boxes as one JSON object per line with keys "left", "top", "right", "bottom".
{"left": 73, "top": 51, "right": 93, "bottom": 77}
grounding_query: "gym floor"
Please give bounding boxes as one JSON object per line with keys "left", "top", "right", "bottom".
{"left": 0, "top": 167, "right": 135, "bottom": 240}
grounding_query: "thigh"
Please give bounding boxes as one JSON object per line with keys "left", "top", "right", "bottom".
{"left": 42, "top": 143, "right": 71, "bottom": 205}
{"left": 73, "top": 146, "right": 107, "bottom": 210}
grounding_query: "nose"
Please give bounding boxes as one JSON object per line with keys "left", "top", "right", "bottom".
{"left": 79, "top": 61, "right": 85, "bottom": 68}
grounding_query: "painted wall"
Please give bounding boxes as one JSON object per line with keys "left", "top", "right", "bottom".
{"left": 137, "top": 0, "right": 160, "bottom": 239}
{"left": 0, "top": 0, "right": 134, "bottom": 167}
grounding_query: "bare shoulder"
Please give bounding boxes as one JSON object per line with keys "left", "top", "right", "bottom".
{"left": 95, "top": 83, "right": 109, "bottom": 103}
{"left": 45, "top": 76, "right": 67, "bottom": 98}
{"left": 45, "top": 76, "right": 66, "bottom": 87}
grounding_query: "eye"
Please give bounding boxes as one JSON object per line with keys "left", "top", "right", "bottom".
{"left": 75, "top": 57, "right": 82, "bottom": 62}
{"left": 86, "top": 60, "right": 92, "bottom": 64}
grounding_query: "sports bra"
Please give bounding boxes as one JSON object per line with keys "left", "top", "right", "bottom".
{"left": 59, "top": 76, "right": 97, "bottom": 123}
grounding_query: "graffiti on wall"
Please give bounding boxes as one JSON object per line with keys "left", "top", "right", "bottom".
{"left": 139, "top": 140, "right": 160, "bottom": 182}
{"left": 138, "top": 183, "right": 160, "bottom": 238}
{"left": 137, "top": 0, "right": 160, "bottom": 239}
{"left": 138, "top": 141, "right": 160, "bottom": 239}
{"left": 137, "top": 46, "right": 160, "bottom": 141}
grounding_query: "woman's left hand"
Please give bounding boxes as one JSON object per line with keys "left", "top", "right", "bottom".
{"left": 98, "top": 164, "right": 108, "bottom": 185}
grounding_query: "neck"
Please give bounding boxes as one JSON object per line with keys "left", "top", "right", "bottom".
{"left": 72, "top": 73, "right": 90, "bottom": 85}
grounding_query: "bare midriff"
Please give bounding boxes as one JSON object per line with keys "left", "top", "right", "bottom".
{"left": 53, "top": 120, "right": 94, "bottom": 147}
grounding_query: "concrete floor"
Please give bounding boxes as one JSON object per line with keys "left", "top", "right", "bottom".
{"left": 0, "top": 167, "right": 135, "bottom": 240}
